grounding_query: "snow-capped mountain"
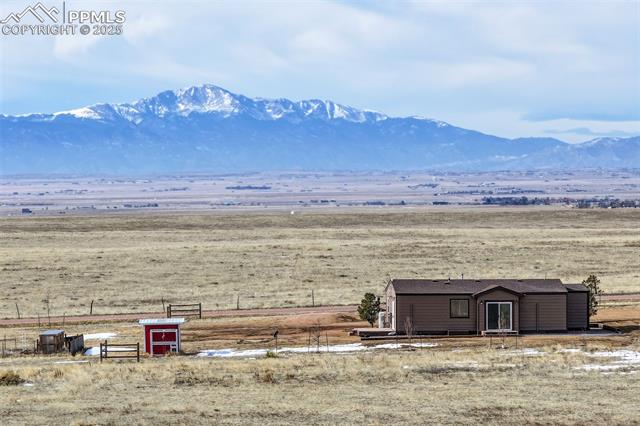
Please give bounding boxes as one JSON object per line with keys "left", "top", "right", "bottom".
{"left": 0, "top": 84, "right": 638, "bottom": 174}
{"left": 50, "top": 84, "right": 391, "bottom": 124}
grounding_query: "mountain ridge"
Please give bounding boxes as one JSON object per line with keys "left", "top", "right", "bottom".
{"left": 1, "top": 84, "right": 638, "bottom": 175}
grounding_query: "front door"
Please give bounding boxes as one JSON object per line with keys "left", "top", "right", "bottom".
{"left": 486, "top": 302, "right": 512, "bottom": 331}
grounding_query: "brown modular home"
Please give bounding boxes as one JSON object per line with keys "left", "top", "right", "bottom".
{"left": 385, "top": 279, "right": 589, "bottom": 334}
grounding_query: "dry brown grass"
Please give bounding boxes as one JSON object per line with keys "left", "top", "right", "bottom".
{"left": 1, "top": 207, "right": 639, "bottom": 318}
{"left": 0, "top": 343, "right": 639, "bottom": 425}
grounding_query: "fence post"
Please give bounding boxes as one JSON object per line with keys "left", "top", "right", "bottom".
{"left": 90, "top": 300, "right": 94, "bottom": 315}
{"left": 198, "top": 303, "right": 202, "bottom": 319}
{"left": 99, "top": 342, "right": 103, "bottom": 363}
{"left": 15, "top": 303, "right": 20, "bottom": 319}
{"left": 137, "top": 342, "right": 140, "bottom": 362}
{"left": 236, "top": 294, "right": 240, "bottom": 310}
{"left": 167, "top": 305, "right": 171, "bottom": 318}
{"left": 312, "top": 289, "right": 315, "bottom": 307}
{"left": 162, "top": 296, "right": 165, "bottom": 312}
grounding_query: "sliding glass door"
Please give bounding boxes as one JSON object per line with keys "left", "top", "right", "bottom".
{"left": 486, "top": 302, "right": 512, "bottom": 331}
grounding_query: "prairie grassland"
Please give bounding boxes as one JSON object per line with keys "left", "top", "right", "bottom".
{"left": 0, "top": 207, "right": 639, "bottom": 318}
{"left": 1, "top": 343, "right": 639, "bottom": 425}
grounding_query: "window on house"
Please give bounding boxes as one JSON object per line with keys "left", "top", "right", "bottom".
{"left": 450, "top": 299, "right": 469, "bottom": 318}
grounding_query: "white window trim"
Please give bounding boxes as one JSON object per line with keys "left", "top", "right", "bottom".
{"left": 150, "top": 328, "right": 180, "bottom": 355}
{"left": 485, "top": 302, "right": 513, "bottom": 331}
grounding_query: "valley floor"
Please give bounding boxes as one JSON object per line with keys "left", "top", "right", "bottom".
{"left": 0, "top": 207, "right": 639, "bottom": 318}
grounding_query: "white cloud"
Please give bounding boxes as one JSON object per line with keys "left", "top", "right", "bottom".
{"left": 53, "top": 34, "right": 102, "bottom": 58}
{"left": 0, "top": 0, "right": 638, "bottom": 139}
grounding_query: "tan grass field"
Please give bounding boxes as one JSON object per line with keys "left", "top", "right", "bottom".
{"left": 1, "top": 342, "right": 639, "bottom": 425}
{"left": 0, "top": 307, "right": 639, "bottom": 425}
{"left": 0, "top": 207, "right": 639, "bottom": 319}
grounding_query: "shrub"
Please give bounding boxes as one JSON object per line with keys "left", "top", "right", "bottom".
{"left": 357, "top": 292, "right": 381, "bottom": 327}
{"left": 0, "top": 370, "right": 24, "bottom": 386}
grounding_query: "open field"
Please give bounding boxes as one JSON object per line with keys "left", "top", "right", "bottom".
{"left": 1, "top": 208, "right": 639, "bottom": 318}
{"left": 0, "top": 305, "right": 638, "bottom": 425}
{"left": 1, "top": 339, "right": 639, "bottom": 425}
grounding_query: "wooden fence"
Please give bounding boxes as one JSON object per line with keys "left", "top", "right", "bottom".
{"left": 99, "top": 341, "right": 140, "bottom": 362}
{"left": 1, "top": 337, "right": 18, "bottom": 357}
{"left": 167, "top": 303, "right": 202, "bottom": 319}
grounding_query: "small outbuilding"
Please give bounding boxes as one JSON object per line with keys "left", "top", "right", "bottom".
{"left": 139, "top": 318, "right": 185, "bottom": 356}
{"left": 38, "top": 329, "right": 65, "bottom": 354}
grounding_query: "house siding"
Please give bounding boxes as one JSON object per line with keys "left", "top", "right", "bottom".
{"left": 520, "top": 294, "right": 567, "bottom": 331}
{"left": 395, "top": 294, "right": 476, "bottom": 333}
{"left": 566, "top": 292, "right": 588, "bottom": 330}
{"left": 476, "top": 290, "right": 520, "bottom": 331}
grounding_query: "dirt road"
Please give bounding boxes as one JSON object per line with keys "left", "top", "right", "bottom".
{"left": 600, "top": 293, "right": 640, "bottom": 302}
{"left": 0, "top": 305, "right": 358, "bottom": 327}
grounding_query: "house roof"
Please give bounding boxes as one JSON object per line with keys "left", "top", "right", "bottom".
{"left": 138, "top": 318, "right": 185, "bottom": 325}
{"left": 472, "top": 284, "right": 524, "bottom": 297}
{"left": 40, "top": 329, "right": 64, "bottom": 336}
{"left": 564, "top": 283, "right": 589, "bottom": 292}
{"left": 389, "top": 279, "right": 567, "bottom": 295}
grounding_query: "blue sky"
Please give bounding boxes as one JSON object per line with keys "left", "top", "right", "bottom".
{"left": 1, "top": 0, "right": 639, "bottom": 142}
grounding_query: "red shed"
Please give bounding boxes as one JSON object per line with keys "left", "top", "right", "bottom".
{"left": 139, "top": 318, "right": 185, "bottom": 356}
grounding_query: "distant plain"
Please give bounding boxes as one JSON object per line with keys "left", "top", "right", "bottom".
{"left": 0, "top": 205, "right": 638, "bottom": 319}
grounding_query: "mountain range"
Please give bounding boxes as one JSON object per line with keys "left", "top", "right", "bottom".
{"left": 1, "top": 84, "right": 638, "bottom": 175}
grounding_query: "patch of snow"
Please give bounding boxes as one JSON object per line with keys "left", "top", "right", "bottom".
{"left": 589, "top": 350, "right": 640, "bottom": 363}
{"left": 559, "top": 348, "right": 582, "bottom": 353}
{"left": 23, "top": 383, "right": 34, "bottom": 387}
{"left": 197, "top": 341, "right": 438, "bottom": 358}
{"left": 84, "top": 332, "right": 117, "bottom": 340}
{"left": 54, "top": 107, "right": 101, "bottom": 119}
{"left": 84, "top": 346, "right": 135, "bottom": 356}
{"left": 574, "top": 349, "right": 640, "bottom": 372}
{"left": 501, "top": 348, "right": 545, "bottom": 356}
{"left": 197, "top": 348, "right": 268, "bottom": 358}
{"left": 54, "top": 360, "right": 90, "bottom": 364}
{"left": 579, "top": 364, "right": 628, "bottom": 371}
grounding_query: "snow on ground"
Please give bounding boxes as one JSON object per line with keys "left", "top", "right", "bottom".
{"left": 84, "top": 346, "right": 135, "bottom": 356}
{"left": 83, "top": 332, "right": 117, "bottom": 340}
{"left": 559, "top": 348, "right": 582, "bottom": 353}
{"left": 500, "top": 348, "right": 545, "bottom": 356}
{"left": 576, "top": 349, "right": 640, "bottom": 372}
{"left": 197, "top": 342, "right": 438, "bottom": 358}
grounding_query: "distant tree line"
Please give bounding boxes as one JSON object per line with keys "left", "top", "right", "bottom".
{"left": 481, "top": 196, "right": 640, "bottom": 208}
